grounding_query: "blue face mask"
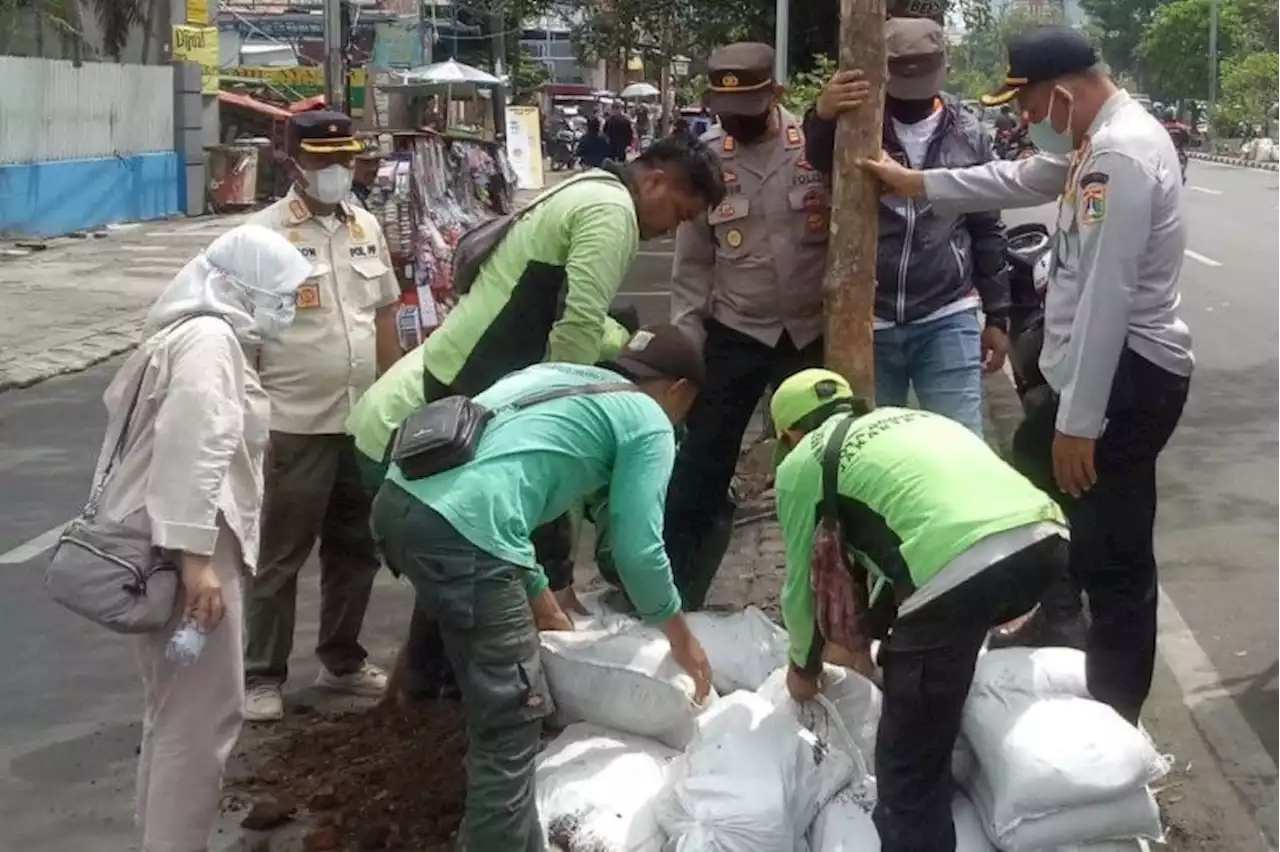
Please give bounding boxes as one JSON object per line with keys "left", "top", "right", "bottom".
{"left": 1028, "top": 87, "right": 1076, "bottom": 156}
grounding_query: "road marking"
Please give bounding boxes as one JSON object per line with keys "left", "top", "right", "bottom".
{"left": 1189, "top": 186, "right": 1223, "bottom": 195}
{"left": 1185, "top": 249, "right": 1223, "bottom": 267}
{"left": 1157, "top": 587, "right": 1279, "bottom": 849}
{"left": 0, "top": 523, "right": 65, "bottom": 565}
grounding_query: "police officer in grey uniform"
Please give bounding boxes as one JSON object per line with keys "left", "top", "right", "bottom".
{"left": 667, "top": 42, "right": 828, "bottom": 609}
{"left": 860, "top": 26, "right": 1193, "bottom": 725}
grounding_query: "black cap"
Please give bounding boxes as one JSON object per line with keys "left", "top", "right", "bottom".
{"left": 705, "top": 43, "right": 776, "bottom": 116}
{"left": 607, "top": 324, "right": 706, "bottom": 388}
{"left": 290, "top": 110, "right": 363, "bottom": 155}
{"left": 981, "top": 25, "right": 1098, "bottom": 107}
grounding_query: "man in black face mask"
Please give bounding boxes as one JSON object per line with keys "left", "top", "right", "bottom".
{"left": 667, "top": 42, "right": 830, "bottom": 610}
{"left": 803, "top": 17, "right": 1011, "bottom": 439}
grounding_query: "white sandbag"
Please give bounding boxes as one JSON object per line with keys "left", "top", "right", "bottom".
{"left": 961, "top": 690, "right": 1168, "bottom": 826}
{"left": 686, "top": 607, "right": 789, "bottom": 694}
{"left": 964, "top": 760, "right": 1162, "bottom": 851}
{"left": 809, "top": 791, "right": 997, "bottom": 852}
{"left": 655, "top": 691, "right": 856, "bottom": 852}
{"left": 541, "top": 625, "right": 716, "bottom": 749}
{"left": 536, "top": 723, "right": 676, "bottom": 852}
{"left": 757, "top": 664, "right": 882, "bottom": 771}
{"left": 970, "top": 647, "right": 1090, "bottom": 699}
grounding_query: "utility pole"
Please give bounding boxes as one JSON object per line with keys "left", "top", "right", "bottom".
{"left": 323, "top": 0, "right": 347, "bottom": 111}
{"left": 823, "top": 0, "right": 885, "bottom": 399}
{"left": 491, "top": 1, "right": 506, "bottom": 78}
{"left": 774, "top": 0, "right": 789, "bottom": 83}
{"left": 1207, "top": 0, "right": 1219, "bottom": 111}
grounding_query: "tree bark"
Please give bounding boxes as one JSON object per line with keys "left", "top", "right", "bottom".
{"left": 823, "top": 0, "right": 886, "bottom": 402}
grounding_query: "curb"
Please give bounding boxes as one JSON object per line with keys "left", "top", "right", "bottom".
{"left": 1188, "top": 151, "right": 1279, "bottom": 172}
{"left": 0, "top": 322, "right": 144, "bottom": 393}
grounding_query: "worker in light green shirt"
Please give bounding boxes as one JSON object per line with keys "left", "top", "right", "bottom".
{"left": 370, "top": 325, "right": 712, "bottom": 852}
{"left": 771, "top": 368, "right": 1068, "bottom": 852}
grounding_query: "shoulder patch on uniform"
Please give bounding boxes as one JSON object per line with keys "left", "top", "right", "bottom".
{"left": 1080, "top": 184, "right": 1107, "bottom": 225}
{"left": 1079, "top": 171, "right": 1110, "bottom": 188}
{"left": 785, "top": 125, "right": 803, "bottom": 147}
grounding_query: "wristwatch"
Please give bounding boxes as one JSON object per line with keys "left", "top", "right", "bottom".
{"left": 985, "top": 315, "right": 1011, "bottom": 334}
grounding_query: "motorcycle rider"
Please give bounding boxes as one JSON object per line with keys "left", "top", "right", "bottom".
{"left": 576, "top": 116, "right": 611, "bottom": 169}
{"left": 1162, "top": 108, "right": 1191, "bottom": 183}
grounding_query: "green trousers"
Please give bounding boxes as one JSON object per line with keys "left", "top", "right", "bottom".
{"left": 370, "top": 482, "right": 552, "bottom": 852}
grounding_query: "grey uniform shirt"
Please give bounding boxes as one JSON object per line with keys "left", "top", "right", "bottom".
{"left": 922, "top": 91, "right": 1194, "bottom": 438}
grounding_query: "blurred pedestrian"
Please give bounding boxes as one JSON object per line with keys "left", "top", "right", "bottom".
{"left": 575, "top": 116, "right": 611, "bottom": 169}
{"left": 103, "top": 225, "right": 311, "bottom": 851}
{"left": 242, "top": 110, "right": 405, "bottom": 722}
{"left": 805, "top": 17, "right": 1012, "bottom": 436}
{"left": 604, "top": 102, "right": 634, "bottom": 161}
{"left": 665, "top": 42, "right": 828, "bottom": 610}
{"left": 370, "top": 327, "right": 712, "bottom": 852}
{"left": 859, "top": 25, "right": 1193, "bottom": 722}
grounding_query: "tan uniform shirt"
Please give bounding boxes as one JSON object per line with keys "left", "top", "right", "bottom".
{"left": 671, "top": 107, "right": 829, "bottom": 350}
{"left": 248, "top": 188, "right": 400, "bottom": 435}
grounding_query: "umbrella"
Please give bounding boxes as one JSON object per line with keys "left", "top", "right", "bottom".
{"left": 620, "top": 82, "right": 660, "bottom": 99}
{"left": 402, "top": 59, "right": 502, "bottom": 86}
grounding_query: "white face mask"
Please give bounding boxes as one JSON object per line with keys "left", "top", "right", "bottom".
{"left": 248, "top": 290, "right": 296, "bottom": 340}
{"left": 303, "top": 165, "right": 354, "bottom": 205}
{"left": 1027, "top": 87, "right": 1076, "bottom": 156}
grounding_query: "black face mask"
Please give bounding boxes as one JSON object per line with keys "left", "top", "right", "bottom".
{"left": 886, "top": 96, "right": 938, "bottom": 125}
{"left": 719, "top": 111, "right": 771, "bottom": 143}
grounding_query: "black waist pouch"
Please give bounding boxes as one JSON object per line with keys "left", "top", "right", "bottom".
{"left": 390, "top": 395, "right": 493, "bottom": 480}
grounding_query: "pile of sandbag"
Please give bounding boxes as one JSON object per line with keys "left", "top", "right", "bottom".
{"left": 956, "top": 648, "right": 1170, "bottom": 850}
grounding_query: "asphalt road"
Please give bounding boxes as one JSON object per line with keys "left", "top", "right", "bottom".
{"left": 0, "top": 160, "right": 1274, "bottom": 850}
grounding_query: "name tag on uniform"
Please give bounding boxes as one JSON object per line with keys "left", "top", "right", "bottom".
{"left": 349, "top": 243, "right": 378, "bottom": 259}
{"left": 296, "top": 282, "right": 322, "bottom": 309}
{"left": 296, "top": 245, "right": 319, "bottom": 261}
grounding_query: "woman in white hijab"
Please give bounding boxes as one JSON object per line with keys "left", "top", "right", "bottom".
{"left": 91, "top": 223, "right": 312, "bottom": 852}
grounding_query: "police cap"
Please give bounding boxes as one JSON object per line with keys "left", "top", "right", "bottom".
{"left": 290, "top": 110, "right": 363, "bottom": 155}
{"left": 981, "top": 25, "right": 1099, "bottom": 107}
{"left": 706, "top": 43, "right": 776, "bottom": 117}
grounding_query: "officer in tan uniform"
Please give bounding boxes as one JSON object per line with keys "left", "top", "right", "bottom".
{"left": 666, "top": 43, "right": 827, "bottom": 609}
{"left": 243, "top": 111, "right": 405, "bottom": 721}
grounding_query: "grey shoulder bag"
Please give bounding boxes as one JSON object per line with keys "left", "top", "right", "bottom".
{"left": 44, "top": 355, "right": 181, "bottom": 633}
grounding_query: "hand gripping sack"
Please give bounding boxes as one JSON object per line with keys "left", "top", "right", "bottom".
{"left": 44, "top": 353, "right": 179, "bottom": 633}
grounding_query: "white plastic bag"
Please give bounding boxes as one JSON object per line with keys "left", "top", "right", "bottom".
{"left": 536, "top": 723, "right": 676, "bottom": 852}
{"left": 541, "top": 625, "right": 715, "bottom": 749}
{"left": 809, "top": 791, "right": 997, "bottom": 852}
{"left": 969, "top": 647, "right": 1091, "bottom": 699}
{"left": 961, "top": 691, "right": 1168, "bottom": 831}
{"left": 686, "top": 607, "right": 789, "bottom": 694}
{"left": 757, "top": 665, "right": 882, "bottom": 773}
{"left": 655, "top": 691, "right": 855, "bottom": 852}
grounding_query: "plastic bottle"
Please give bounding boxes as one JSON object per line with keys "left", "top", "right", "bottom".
{"left": 165, "top": 617, "right": 207, "bottom": 665}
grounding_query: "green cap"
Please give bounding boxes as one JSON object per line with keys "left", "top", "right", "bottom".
{"left": 770, "top": 368, "right": 857, "bottom": 466}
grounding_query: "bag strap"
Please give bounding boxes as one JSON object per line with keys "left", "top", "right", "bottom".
{"left": 509, "top": 380, "right": 638, "bottom": 412}
{"left": 821, "top": 415, "right": 855, "bottom": 523}
{"left": 506, "top": 172, "right": 621, "bottom": 226}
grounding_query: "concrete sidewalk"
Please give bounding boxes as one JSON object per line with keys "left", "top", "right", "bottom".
{"left": 0, "top": 215, "right": 252, "bottom": 392}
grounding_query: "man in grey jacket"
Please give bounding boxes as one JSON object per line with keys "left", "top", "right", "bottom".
{"left": 858, "top": 25, "right": 1193, "bottom": 724}
{"left": 803, "top": 17, "right": 1011, "bottom": 436}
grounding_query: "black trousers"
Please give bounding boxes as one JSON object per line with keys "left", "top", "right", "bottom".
{"left": 1010, "top": 349, "right": 1189, "bottom": 723}
{"left": 874, "top": 535, "right": 1068, "bottom": 852}
{"left": 663, "top": 321, "right": 823, "bottom": 609}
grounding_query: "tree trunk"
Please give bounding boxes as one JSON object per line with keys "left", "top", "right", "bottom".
{"left": 823, "top": 0, "right": 885, "bottom": 402}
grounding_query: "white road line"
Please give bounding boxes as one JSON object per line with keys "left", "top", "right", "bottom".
{"left": 1157, "top": 587, "right": 1279, "bottom": 848}
{"left": 1185, "top": 249, "right": 1223, "bottom": 267}
{"left": 0, "top": 524, "right": 64, "bottom": 565}
{"left": 1189, "top": 186, "right": 1223, "bottom": 195}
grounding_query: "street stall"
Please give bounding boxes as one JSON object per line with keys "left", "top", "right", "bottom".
{"left": 357, "top": 62, "right": 517, "bottom": 347}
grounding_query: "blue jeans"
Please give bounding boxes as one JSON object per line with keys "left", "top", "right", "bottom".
{"left": 873, "top": 309, "right": 984, "bottom": 436}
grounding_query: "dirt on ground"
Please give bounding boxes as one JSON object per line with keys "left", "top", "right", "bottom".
{"left": 226, "top": 702, "right": 468, "bottom": 852}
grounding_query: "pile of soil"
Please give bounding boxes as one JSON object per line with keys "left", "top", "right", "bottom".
{"left": 228, "top": 702, "right": 468, "bottom": 851}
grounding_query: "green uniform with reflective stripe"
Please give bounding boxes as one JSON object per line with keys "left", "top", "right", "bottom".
{"left": 777, "top": 407, "right": 1065, "bottom": 669}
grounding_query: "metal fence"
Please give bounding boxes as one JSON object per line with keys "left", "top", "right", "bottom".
{"left": 0, "top": 57, "right": 173, "bottom": 166}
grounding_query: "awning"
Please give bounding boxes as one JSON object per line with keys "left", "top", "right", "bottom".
{"left": 217, "top": 90, "right": 292, "bottom": 120}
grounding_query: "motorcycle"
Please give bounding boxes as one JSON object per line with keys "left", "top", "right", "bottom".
{"left": 995, "top": 127, "right": 1037, "bottom": 160}
{"left": 1004, "top": 222, "right": 1053, "bottom": 400}
{"left": 548, "top": 129, "right": 579, "bottom": 171}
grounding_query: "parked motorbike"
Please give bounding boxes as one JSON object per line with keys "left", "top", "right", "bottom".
{"left": 1005, "top": 222, "right": 1053, "bottom": 400}
{"left": 549, "top": 129, "right": 578, "bottom": 171}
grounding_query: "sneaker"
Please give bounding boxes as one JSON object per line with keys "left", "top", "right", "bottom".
{"left": 316, "top": 662, "right": 388, "bottom": 697}
{"left": 244, "top": 683, "right": 284, "bottom": 722}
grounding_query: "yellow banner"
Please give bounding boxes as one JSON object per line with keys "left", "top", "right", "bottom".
{"left": 232, "top": 66, "right": 368, "bottom": 89}
{"left": 172, "top": 25, "right": 219, "bottom": 94}
{"left": 186, "top": 0, "right": 211, "bottom": 25}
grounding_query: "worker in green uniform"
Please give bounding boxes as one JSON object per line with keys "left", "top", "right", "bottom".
{"left": 348, "top": 135, "right": 724, "bottom": 700}
{"left": 370, "top": 324, "right": 712, "bottom": 852}
{"left": 772, "top": 368, "right": 1069, "bottom": 852}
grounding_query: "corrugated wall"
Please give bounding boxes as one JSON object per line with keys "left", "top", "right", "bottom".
{"left": 0, "top": 57, "right": 174, "bottom": 166}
